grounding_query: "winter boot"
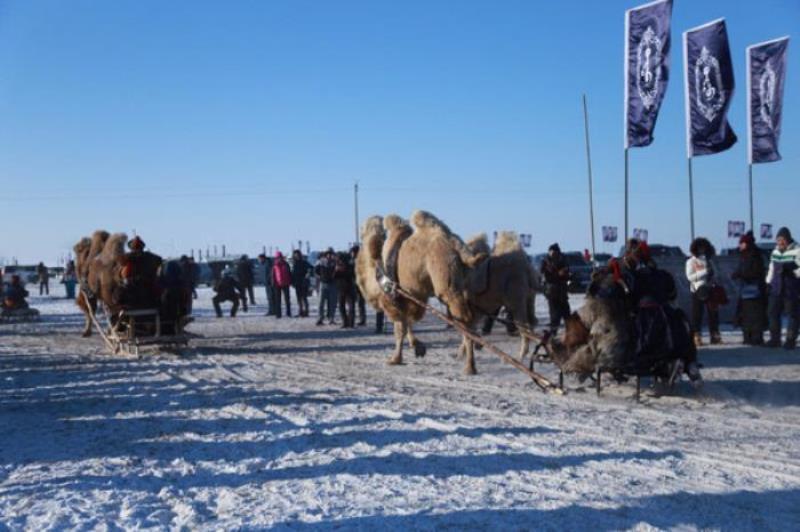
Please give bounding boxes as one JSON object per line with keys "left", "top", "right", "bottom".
{"left": 710, "top": 332, "right": 722, "bottom": 345}
{"left": 766, "top": 337, "right": 782, "bottom": 348}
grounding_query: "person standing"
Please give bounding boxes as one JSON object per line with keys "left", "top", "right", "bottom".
{"left": 350, "top": 245, "right": 367, "bottom": 326}
{"left": 335, "top": 251, "right": 356, "bottom": 328}
{"left": 272, "top": 251, "right": 292, "bottom": 318}
{"left": 37, "top": 262, "right": 49, "bottom": 296}
{"left": 686, "top": 237, "right": 722, "bottom": 346}
{"left": 766, "top": 227, "right": 800, "bottom": 349}
{"left": 731, "top": 232, "right": 767, "bottom": 345}
{"left": 540, "top": 243, "right": 571, "bottom": 333}
{"left": 236, "top": 255, "right": 256, "bottom": 309}
{"left": 291, "top": 250, "right": 312, "bottom": 317}
{"left": 258, "top": 254, "right": 276, "bottom": 316}
{"left": 63, "top": 260, "right": 77, "bottom": 300}
{"left": 315, "top": 248, "right": 338, "bottom": 325}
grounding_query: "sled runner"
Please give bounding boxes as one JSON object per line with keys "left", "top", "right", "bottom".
{"left": 0, "top": 307, "right": 41, "bottom": 323}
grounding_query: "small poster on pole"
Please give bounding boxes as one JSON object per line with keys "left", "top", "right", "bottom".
{"left": 633, "top": 228, "right": 648, "bottom": 242}
{"left": 760, "top": 223, "right": 773, "bottom": 240}
{"left": 602, "top": 226, "right": 618, "bottom": 243}
{"left": 519, "top": 233, "right": 533, "bottom": 248}
{"left": 728, "top": 221, "right": 746, "bottom": 238}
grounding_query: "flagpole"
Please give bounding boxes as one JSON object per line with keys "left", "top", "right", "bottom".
{"left": 582, "top": 94, "right": 596, "bottom": 258}
{"left": 688, "top": 158, "right": 695, "bottom": 240}
{"left": 624, "top": 148, "right": 629, "bottom": 241}
{"left": 748, "top": 164, "right": 754, "bottom": 232}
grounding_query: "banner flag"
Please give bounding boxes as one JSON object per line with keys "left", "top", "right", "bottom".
{"left": 747, "top": 37, "right": 790, "bottom": 164}
{"left": 625, "top": 0, "right": 673, "bottom": 148}
{"left": 683, "top": 19, "right": 738, "bottom": 157}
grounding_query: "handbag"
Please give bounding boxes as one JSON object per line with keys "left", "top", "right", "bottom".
{"left": 695, "top": 284, "right": 712, "bottom": 302}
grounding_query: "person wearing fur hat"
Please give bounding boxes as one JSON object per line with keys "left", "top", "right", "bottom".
{"left": 731, "top": 232, "right": 767, "bottom": 345}
{"left": 540, "top": 243, "right": 571, "bottom": 333}
{"left": 686, "top": 237, "right": 722, "bottom": 346}
{"left": 766, "top": 227, "right": 800, "bottom": 349}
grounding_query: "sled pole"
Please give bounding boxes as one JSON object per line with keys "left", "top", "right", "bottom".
{"left": 393, "top": 286, "right": 563, "bottom": 394}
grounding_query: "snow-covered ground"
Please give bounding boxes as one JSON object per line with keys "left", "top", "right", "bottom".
{"left": 1, "top": 285, "right": 799, "bottom": 530}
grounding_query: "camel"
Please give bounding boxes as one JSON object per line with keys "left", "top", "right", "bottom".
{"left": 464, "top": 231, "right": 538, "bottom": 360}
{"left": 356, "top": 210, "right": 485, "bottom": 374}
{"left": 74, "top": 231, "right": 128, "bottom": 337}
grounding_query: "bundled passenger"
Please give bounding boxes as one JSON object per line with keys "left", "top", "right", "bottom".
{"left": 2, "top": 275, "right": 29, "bottom": 311}
{"left": 118, "top": 236, "right": 162, "bottom": 310}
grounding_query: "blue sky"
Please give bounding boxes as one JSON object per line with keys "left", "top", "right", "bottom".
{"left": 0, "top": 0, "right": 798, "bottom": 264}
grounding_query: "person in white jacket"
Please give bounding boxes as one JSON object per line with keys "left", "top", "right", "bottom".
{"left": 686, "top": 237, "right": 721, "bottom": 346}
{"left": 765, "top": 227, "right": 800, "bottom": 349}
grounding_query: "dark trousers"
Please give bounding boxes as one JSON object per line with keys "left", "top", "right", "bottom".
{"left": 691, "top": 293, "right": 720, "bottom": 335}
{"left": 239, "top": 289, "right": 249, "bottom": 312}
{"left": 356, "top": 288, "right": 366, "bottom": 325}
{"left": 213, "top": 295, "right": 239, "bottom": 317}
{"left": 768, "top": 294, "right": 799, "bottom": 343}
{"left": 265, "top": 284, "right": 276, "bottom": 315}
{"left": 39, "top": 281, "right": 49, "bottom": 295}
{"left": 294, "top": 284, "right": 309, "bottom": 317}
{"left": 318, "top": 283, "right": 337, "bottom": 322}
{"left": 547, "top": 294, "right": 570, "bottom": 332}
{"left": 338, "top": 287, "right": 355, "bottom": 327}
{"left": 275, "top": 286, "right": 292, "bottom": 317}
{"left": 242, "top": 283, "right": 255, "bottom": 305}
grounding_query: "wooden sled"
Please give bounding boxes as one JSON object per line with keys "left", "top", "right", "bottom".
{"left": 112, "top": 308, "right": 190, "bottom": 356}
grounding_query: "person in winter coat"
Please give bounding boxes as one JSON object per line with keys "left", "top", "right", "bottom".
{"left": 350, "top": 245, "right": 367, "bottom": 326}
{"left": 334, "top": 251, "right": 356, "bottom": 328}
{"left": 257, "top": 254, "right": 276, "bottom": 316}
{"left": 540, "top": 243, "right": 571, "bottom": 333}
{"left": 62, "top": 260, "right": 77, "bottom": 300}
{"left": 236, "top": 255, "right": 255, "bottom": 310}
{"left": 731, "top": 232, "right": 767, "bottom": 345}
{"left": 212, "top": 269, "right": 242, "bottom": 318}
{"left": 686, "top": 237, "right": 722, "bottom": 346}
{"left": 2, "top": 275, "right": 29, "bottom": 310}
{"left": 37, "top": 262, "right": 49, "bottom": 296}
{"left": 315, "top": 248, "right": 338, "bottom": 325}
{"left": 291, "top": 250, "right": 312, "bottom": 318}
{"left": 766, "top": 227, "right": 800, "bottom": 349}
{"left": 272, "top": 251, "right": 292, "bottom": 318}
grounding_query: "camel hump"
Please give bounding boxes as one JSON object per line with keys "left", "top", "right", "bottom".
{"left": 410, "top": 210, "right": 485, "bottom": 267}
{"left": 361, "top": 216, "right": 385, "bottom": 261}
{"left": 87, "top": 230, "right": 110, "bottom": 259}
{"left": 466, "top": 233, "right": 491, "bottom": 256}
{"left": 74, "top": 237, "right": 91, "bottom": 257}
{"left": 492, "top": 231, "right": 523, "bottom": 256}
{"left": 383, "top": 214, "right": 409, "bottom": 232}
{"left": 410, "top": 210, "right": 454, "bottom": 235}
{"left": 101, "top": 233, "right": 128, "bottom": 263}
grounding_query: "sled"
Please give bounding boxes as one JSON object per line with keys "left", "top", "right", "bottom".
{"left": 112, "top": 308, "right": 190, "bottom": 356}
{"left": 0, "top": 307, "right": 41, "bottom": 323}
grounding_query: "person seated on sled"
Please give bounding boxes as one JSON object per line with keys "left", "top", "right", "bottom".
{"left": 159, "top": 259, "right": 190, "bottom": 334}
{"left": 213, "top": 268, "right": 242, "bottom": 318}
{"left": 117, "top": 236, "right": 163, "bottom": 310}
{"left": 2, "top": 275, "right": 30, "bottom": 311}
{"left": 621, "top": 240, "right": 701, "bottom": 382}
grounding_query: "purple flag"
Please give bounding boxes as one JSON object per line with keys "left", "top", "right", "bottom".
{"left": 683, "top": 19, "right": 738, "bottom": 157}
{"left": 625, "top": 0, "right": 673, "bottom": 148}
{"left": 747, "top": 37, "right": 790, "bottom": 164}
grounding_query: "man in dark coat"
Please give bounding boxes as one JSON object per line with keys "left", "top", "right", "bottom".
{"left": 350, "top": 245, "right": 367, "bottom": 326}
{"left": 540, "top": 243, "right": 571, "bottom": 333}
{"left": 732, "top": 232, "right": 767, "bottom": 345}
{"left": 315, "top": 248, "right": 338, "bottom": 325}
{"left": 236, "top": 255, "right": 255, "bottom": 310}
{"left": 212, "top": 269, "right": 242, "bottom": 318}
{"left": 334, "top": 251, "right": 356, "bottom": 328}
{"left": 36, "top": 262, "right": 49, "bottom": 295}
{"left": 291, "top": 250, "right": 312, "bottom": 317}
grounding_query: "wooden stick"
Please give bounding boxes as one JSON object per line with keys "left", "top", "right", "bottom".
{"left": 394, "top": 286, "right": 563, "bottom": 394}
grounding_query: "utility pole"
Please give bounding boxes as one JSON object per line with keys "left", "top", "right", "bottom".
{"left": 354, "top": 181, "right": 360, "bottom": 244}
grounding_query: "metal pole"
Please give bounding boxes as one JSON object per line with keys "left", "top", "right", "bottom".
{"left": 624, "top": 148, "right": 629, "bottom": 241}
{"left": 748, "top": 164, "right": 754, "bottom": 232}
{"left": 354, "top": 181, "right": 360, "bottom": 244}
{"left": 688, "top": 158, "right": 695, "bottom": 240}
{"left": 582, "top": 94, "right": 596, "bottom": 258}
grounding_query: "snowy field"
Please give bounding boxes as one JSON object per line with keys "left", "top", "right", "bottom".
{"left": 1, "top": 285, "right": 799, "bottom": 530}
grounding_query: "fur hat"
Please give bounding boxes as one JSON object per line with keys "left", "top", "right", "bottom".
{"left": 739, "top": 231, "right": 756, "bottom": 247}
{"left": 548, "top": 243, "right": 561, "bottom": 253}
{"left": 777, "top": 227, "right": 793, "bottom": 242}
{"left": 128, "top": 236, "right": 145, "bottom": 251}
{"left": 690, "top": 237, "right": 715, "bottom": 257}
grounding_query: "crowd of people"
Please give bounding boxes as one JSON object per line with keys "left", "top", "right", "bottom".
{"left": 539, "top": 226, "right": 800, "bottom": 351}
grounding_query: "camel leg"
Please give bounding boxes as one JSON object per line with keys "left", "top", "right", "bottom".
{"left": 78, "top": 296, "right": 93, "bottom": 337}
{"left": 518, "top": 335, "right": 531, "bottom": 361}
{"left": 463, "top": 335, "right": 477, "bottom": 375}
{"left": 407, "top": 327, "right": 427, "bottom": 358}
{"left": 388, "top": 320, "right": 407, "bottom": 365}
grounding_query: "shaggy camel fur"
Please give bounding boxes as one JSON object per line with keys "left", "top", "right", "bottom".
{"left": 464, "top": 231, "right": 537, "bottom": 360}
{"left": 356, "top": 210, "right": 485, "bottom": 374}
{"left": 75, "top": 231, "right": 127, "bottom": 337}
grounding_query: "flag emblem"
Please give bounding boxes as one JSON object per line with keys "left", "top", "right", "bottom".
{"left": 637, "top": 26, "right": 663, "bottom": 109}
{"left": 694, "top": 47, "right": 726, "bottom": 122}
{"left": 758, "top": 62, "right": 777, "bottom": 130}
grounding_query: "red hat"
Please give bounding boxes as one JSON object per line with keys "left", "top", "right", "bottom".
{"left": 128, "top": 236, "right": 145, "bottom": 251}
{"left": 740, "top": 231, "right": 755, "bottom": 247}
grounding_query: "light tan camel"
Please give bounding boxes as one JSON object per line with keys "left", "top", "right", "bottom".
{"left": 464, "top": 231, "right": 538, "bottom": 360}
{"left": 356, "top": 210, "right": 485, "bottom": 374}
{"left": 74, "top": 231, "right": 127, "bottom": 337}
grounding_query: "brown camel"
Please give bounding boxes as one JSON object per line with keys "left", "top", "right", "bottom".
{"left": 356, "top": 210, "right": 485, "bottom": 374}
{"left": 74, "top": 231, "right": 128, "bottom": 337}
{"left": 464, "top": 231, "right": 538, "bottom": 360}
